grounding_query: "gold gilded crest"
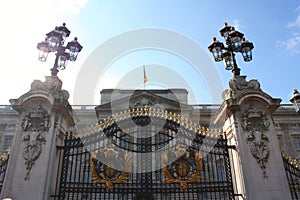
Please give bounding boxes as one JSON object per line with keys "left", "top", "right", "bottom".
{"left": 162, "top": 150, "right": 202, "bottom": 190}
{"left": 90, "top": 151, "right": 131, "bottom": 190}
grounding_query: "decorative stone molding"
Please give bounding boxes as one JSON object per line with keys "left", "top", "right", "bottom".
{"left": 223, "top": 76, "right": 260, "bottom": 100}
{"left": 129, "top": 97, "right": 154, "bottom": 109}
{"left": 242, "top": 105, "right": 270, "bottom": 178}
{"left": 21, "top": 106, "right": 49, "bottom": 180}
{"left": 31, "top": 76, "right": 62, "bottom": 92}
{"left": 30, "top": 76, "right": 69, "bottom": 101}
{"left": 230, "top": 76, "right": 260, "bottom": 91}
{"left": 22, "top": 106, "right": 50, "bottom": 132}
{"left": 22, "top": 131, "right": 46, "bottom": 181}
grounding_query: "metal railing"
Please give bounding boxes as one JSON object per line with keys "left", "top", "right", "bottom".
{"left": 52, "top": 115, "right": 236, "bottom": 200}
{"left": 282, "top": 150, "right": 300, "bottom": 199}
{"left": 0, "top": 149, "right": 10, "bottom": 193}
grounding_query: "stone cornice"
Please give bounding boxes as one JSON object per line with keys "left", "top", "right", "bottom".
{"left": 9, "top": 76, "right": 76, "bottom": 127}
{"left": 214, "top": 76, "right": 281, "bottom": 125}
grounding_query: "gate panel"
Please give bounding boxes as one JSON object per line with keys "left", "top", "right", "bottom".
{"left": 282, "top": 152, "right": 300, "bottom": 199}
{"left": 0, "top": 149, "right": 9, "bottom": 193}
{"left": 52, "top": 110, "right": 236, "bottom": 200}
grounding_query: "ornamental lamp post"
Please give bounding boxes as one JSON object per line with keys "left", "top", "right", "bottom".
{"left": 290, "top": 89, "right": 300, "bottom": 113}
{"left": 37, "top": 23, "right": 83, "bottom": 76}
{"left": 208, "top": 22, "right": 254, "bottom": 76}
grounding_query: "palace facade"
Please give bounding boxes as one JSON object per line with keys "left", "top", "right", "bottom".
{"left": 0, "top": 75, "right": 299, "bottom": 199}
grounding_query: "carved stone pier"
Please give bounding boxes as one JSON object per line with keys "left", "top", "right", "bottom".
{"left": 0, "top": 76, "right": 76, "bottom": 200}
{"left": 215, "top": 75, "right": 292, "bottom": 200}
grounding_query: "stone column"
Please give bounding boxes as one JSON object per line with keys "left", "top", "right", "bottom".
{"left": 215, "top": 75, "right": 292, "bottom": 200}
{"left": 0, "top": 76, "right": 76, "bottom": 200}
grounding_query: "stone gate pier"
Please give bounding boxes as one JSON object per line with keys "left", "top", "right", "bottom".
{"left": 215, "top": 75, "right": 292, "bottom": 200}
{"left": 0, "top": 76, "right": 76, "bottom": 200}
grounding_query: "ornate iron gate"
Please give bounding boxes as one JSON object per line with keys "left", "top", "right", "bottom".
{"left": 282, "top": 151, "right": 300, "bottom": 199}
{"left": 52, "top": 108, "right": 236, "bottom": 200}
{"left": 0, "top": 149, "right": 10, "bottom": 193}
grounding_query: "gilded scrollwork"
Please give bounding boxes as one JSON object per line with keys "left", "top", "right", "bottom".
{"left": 242, "top": 105, "right": 270, "bottom": 178}
{"left": 162, "top": 147, "right": 202, "bottom": 190}
{"left": 21, "top": 106, "right": 49, "bottom": 180}
{"left": 90, "top": 145, "right": 131, "bottom": 190}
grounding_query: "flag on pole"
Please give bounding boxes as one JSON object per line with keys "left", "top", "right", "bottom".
{"left": 143, "top": 65, "right": 148, "bottom": 84}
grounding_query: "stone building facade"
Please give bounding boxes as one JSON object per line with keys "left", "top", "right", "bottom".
{"left": 0, "top": 75, "right": 298, "bottom": 199}
{"left": 1, "top": 87, "right": 299, "bottom": 159}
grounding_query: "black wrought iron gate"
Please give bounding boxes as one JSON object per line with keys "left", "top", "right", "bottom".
{"left": 52, "top": 109, "right": 236, "bottom": 200}
{"left": 282, "top": 151, "right": 300, "bottom": 199}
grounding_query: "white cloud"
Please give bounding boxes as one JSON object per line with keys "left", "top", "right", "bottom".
{"left": 232, "top": 19, "right": 241, "bottom": 31}
{"left": 59, "top": 0, "right": 88, "bottom": 14}
{"left": 230, "top": 19, "right": 248, "bottom": 33}
{"left": 287, "top": 15, "right": 300, "bottom": 28}
{"left": 277, "top": 33, "right": 300, "bottom": 53}
{"left": 278, "top": 6, "right": 300, "bottom": 53}
{"left": 287, "top": 5, "right": 300, "bottom": 28}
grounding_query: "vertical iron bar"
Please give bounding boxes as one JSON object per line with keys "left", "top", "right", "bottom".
{"left": 73, "top": 146, "right": 78, "bottom": 199}
{"left": 53, "top": 146, "right": 62, "bottom": 199}
{"left": 224, "top": 140, "right": 235, "bottom": 199}
{"left": 57, "top": 133, "right": 71, "bottom": 200}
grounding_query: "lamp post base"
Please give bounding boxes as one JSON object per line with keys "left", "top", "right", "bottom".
{"left": 50, "top": 68, "right": 59, "bottom": 76}
{"left": 232, "top": 67, "right": 241, "bottom": 76}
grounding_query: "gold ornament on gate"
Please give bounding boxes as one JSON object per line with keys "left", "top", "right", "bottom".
{"left": 90, "top": 147, "right": 131, "bottom": 190}
{"left": 162, "top": 149, "right": 202, "bottom": 190}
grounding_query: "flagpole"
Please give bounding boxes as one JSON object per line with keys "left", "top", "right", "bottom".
{"left": 143, "top": 65, "right": 148, "bottom": 90}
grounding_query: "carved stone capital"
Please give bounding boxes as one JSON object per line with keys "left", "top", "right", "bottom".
{"left": 30, "top": 76, "right": 62, "bottom": 92}
{"left": 30, "top": 76, "right": 69, "bottom": 101}
{"left": 223, "top": 76, "right": 261, "bottom": 100}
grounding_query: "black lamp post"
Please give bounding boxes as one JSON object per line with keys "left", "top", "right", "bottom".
{"left": 37, "top": 23, "right": 83, "bottom": 76}
{"left": 208, "top": 22, "right": 254, "bottom": 76}
{"left": 290, "top": 89, "right": 300, "bottom": 113}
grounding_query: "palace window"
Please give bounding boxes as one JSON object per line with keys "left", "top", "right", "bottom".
{"left": 293, "top": 136, "right": 300, "bottom": 151}
{"left": 277, "top": 135, "right": 284, "bottom": 148}
{"left": 1, "top": 136, "right": 13, "bottom": 153}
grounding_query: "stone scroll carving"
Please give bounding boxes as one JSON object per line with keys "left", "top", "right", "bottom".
{"left": 30, "top": 76, "right": 69, "bottom": 101}
{"left": 21, "top": 106, "right": 49, "bottom": 180}
{"left": 242, "top": 105, "right": 270, "bottom": 178}
{"left": 223, "top": 76, "right": 261, "bottom": 100}
{"left": 229, "top": 76, "right": 260, "bottom": 92}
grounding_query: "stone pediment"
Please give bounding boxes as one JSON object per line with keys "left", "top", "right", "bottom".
{"left": 96, "top": 91, "right": 184, "bottom": 111}
{"left": 95, "top": 90, "right": 192, "bottom": 121}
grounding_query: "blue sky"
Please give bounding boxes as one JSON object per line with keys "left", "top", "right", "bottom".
{"left": 0, "top": 0, "right": 299, "bottom": 105}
